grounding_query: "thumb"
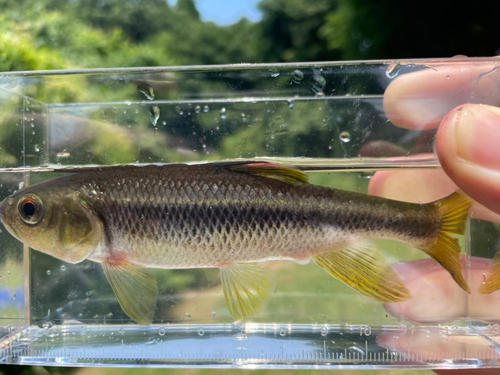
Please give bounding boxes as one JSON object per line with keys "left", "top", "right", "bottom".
{"left": 436, "top": 103, "right": 500, "bottom": 215}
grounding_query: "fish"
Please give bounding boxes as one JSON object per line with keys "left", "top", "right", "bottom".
{"left": 0, "top": 161, "right": 472, "bottom": 324}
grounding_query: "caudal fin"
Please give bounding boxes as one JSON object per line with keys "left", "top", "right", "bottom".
{"left": 421, "top": 191, "right": 472, "bottom": 293}
{"left": 479, "top": 249, "right": 500, "bottom": 294}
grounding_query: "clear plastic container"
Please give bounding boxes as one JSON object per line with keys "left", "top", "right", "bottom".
{"left": 0, "top": 59, "right": 499, "bottom": 369}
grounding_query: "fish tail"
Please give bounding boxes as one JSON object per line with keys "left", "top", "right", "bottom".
{"left": 479, "top": 248, "right": 500, "bottom": 294}
{"left": 421, "top": 191, "right": 473, "bottom": 293}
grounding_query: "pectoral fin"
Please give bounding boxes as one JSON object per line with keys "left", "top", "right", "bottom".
{"left": 101, "top": 256, "right": 158, "bottom": 325}
{"left": 220, "top": 263, "right": 271, "bottom": 320}
{"left": 313, "top": 242, "right": 411, "bottom": 302}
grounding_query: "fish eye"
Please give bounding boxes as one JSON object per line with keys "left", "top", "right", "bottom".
{"left": 17, "top": 195, "right": 43, "bottom": 225}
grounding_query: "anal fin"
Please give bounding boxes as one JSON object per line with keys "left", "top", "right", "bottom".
{"left": 313, "top": 242, "right": 411, "bottom": 302}
{"left": 220, "top": 263, "right": 271, "bottom": 320}
{"left": 101, "top": 255, "right": 158, "bottom": 325}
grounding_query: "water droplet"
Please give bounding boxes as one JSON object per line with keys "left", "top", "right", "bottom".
{"left": 12, "top": 292, "right": 16, "bottom": 299}
{"left": 339, "top": 131, "right": 351, "bottom": 143}
{"left": 194, "top": 105, "right": 201, "bottom": 113}
{"left": 234, "top": 333, "right": 247, "bottom": 340}
{"left": 220, "top": 108, "right": 226, "bottom": 119}
{"left": 292, "top": 69, "right": 304, "bottom": 83}
{"left": 470, "top": 92, "right": 475, "bottom": 99}
{"left": 46, "top": 270, "right": 51, "bottom": 275}
{"left": 320, "top": 326, "right": 328, "bottom": 336}
{"left": 386, "top": 62, "right": 402, "bottom": 79}
{"left": 203, "top": 105, "right": 210, "bottom": 113}
{"left": 446, "top": 75, "right": 450, "bottom": 79}
{"left": 312, "top": 74, "right": 326, "bottom": 94}
{"left": 30, "top": 122, "right": 35, "bottom": 127}
{"left": 185, "top": 312, "right": 191, "bottom": 318}
{"left": 159, "top": 328, "right": 166, "bottom": 336}
{"left": 137, "top": 83, "right": 155, "bottom": 100}
{"left": 287, "top": 100, "right": 294, "bottom": 109}
{"left": 211, "top": 311, "right": 217, "bottom": 318}
{"left": 198, "top": 327, "right": 205, "bottom": 336}
{"left": 162, "top": 121, "right": 167, "bottom": 126}
{"left": 328, "top": 145, "right": 332, "bottom": 150}
{"left": 269, "top": 69, "right": 280, "bottom": 77}
{"left": 34, "top": 145, "right": 40, "bottom": 152}
{"left": 60, "top": 265, "right": 66, "bottom": 271}
{"left": 149, "top": 106, "right": 160, "bottom": 126}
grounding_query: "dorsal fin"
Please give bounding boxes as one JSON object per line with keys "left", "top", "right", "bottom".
{"left": 227, "top": 162, "right": 309, "bottom": 185}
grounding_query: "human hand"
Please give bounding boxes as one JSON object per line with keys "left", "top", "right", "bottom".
{"left": 373, "top": 59, "right": 500, "bottom": 373}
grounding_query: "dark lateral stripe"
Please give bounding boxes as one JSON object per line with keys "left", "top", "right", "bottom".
{"left": 94, "top": 201, "right": 438, "bottom": 241}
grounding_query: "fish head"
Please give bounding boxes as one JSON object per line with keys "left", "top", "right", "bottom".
{"left": 0, "top": 178, "right": 102, "bottom": 263}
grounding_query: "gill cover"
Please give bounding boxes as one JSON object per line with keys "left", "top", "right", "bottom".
{"left": 51, "top": 195, "right": 102, "bottom": 263}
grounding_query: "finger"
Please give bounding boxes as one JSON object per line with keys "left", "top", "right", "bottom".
{"left": 368, "top": 165, "right": 500, "bottom": 222}
{"left": 383, "top": 61, "right": 500, "bottom": 130}
{"left": 383, "top": 256, "right": 500, "bottom": 324}
{"left": 436, "top": 104, "right": 500, "bottom": 216}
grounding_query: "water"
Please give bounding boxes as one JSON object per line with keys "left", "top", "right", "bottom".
{"left": 0, "top": 60, "right": 499, "bottom": 369}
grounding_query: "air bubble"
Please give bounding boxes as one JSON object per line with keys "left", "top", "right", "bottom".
{"left": 198, "top": 327, "right": 205, "bottom": 336}
{"left": 137, "top": 83, "right": 155, "bottom": 100}
{"left": 12, "top": 292, "right": 16, "bottom": 299}
{"left": 46, "top": 270, "right": 51, "bottom": 275}
{"left": 34, "top": 145, "right": 40, "bottom": 152}
{"left": 159, "top": 328, "right": 166, "bottom": 336}
{"left": 279, "top": 327, "right": 287, "bottom": 337}
{"left": 203, "top": 105, "right": 210, "bottom": 113}
{"left": 220, "top": 108, "right": 226, "bottom": 119}
{"left": 211, "top": 311, "right": 217, "bottom": 318}
{"left": 386, "top": 62, "right": 402, "bottom": 79}
{"left": 185, "top": 313, "right": 191, "bottom": 318}
{"left": 287, "top": 100, "right": 294, "bottom": 109}
{"left": 293, "top": 69, "right": 304, "bottom": 83}
{"left": 195, "top": 105, "right": 201, "bottom": 113}
{"left": 339, "top": 131, "right": 351, "bottom": 143}
{"left": 60, "top": 265, "right": 66, "bottom": 271}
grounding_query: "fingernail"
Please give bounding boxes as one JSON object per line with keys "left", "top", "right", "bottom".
{"left": 453, "top": 104, "right": 500, "bottom": 170}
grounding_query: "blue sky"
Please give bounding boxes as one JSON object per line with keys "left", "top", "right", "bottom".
{"left": 167, "top": 0, "right": 262, "bottom": 25}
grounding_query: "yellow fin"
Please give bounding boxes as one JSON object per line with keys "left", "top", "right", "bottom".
{"left": 228, "top": 162, "right": 308, "bottom": 185}
{"left": 101, "top": 257, "right": 158, "bottom": 325}
{"left": 220, "top": 263, "right": 271, "bottom": 320}
{"left": 422, "top": 191, "right": 472, "bottom": 293}
{"left": 479, "top": 249, "right": 500, "bottom": 294}
{"left": 313, "top": 242, "right": 411, "bottom": 302}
